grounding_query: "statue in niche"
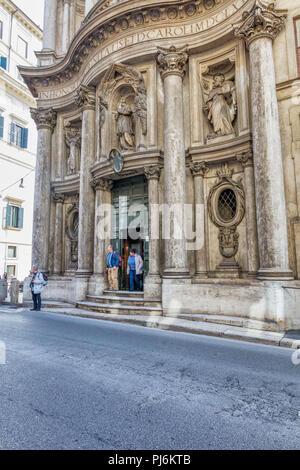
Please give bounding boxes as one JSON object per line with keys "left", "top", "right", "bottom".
{"left": 134, "top": 84, "right": 147, "bottom": 136}
{"left": 64, "top": 123, "right": 81, "bottom": 175}
{"left": 203, "top": 73, "right": 236, "bottom": 139}
{"left": 116, "top": 97, "right": 135, "bottom": 150}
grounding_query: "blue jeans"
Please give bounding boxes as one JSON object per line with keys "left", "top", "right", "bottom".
{"left": 32, "top": 292, "right": 41, "bottom": 310}
{"left": 129, "top": 270, "right": 140, "bottom": 291}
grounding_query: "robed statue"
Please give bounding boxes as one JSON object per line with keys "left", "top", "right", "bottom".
{"left": 203, "top": 73, "right": 236, "bottom": 138}
{"left": 116, "top": 97, "right": 135, "bottom": 150}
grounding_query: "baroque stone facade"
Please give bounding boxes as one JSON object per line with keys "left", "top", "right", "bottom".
{"left": 20, "top": 0, "right": 300, "bottom": 330}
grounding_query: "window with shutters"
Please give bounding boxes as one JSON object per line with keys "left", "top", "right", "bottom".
{"left": 295, "top": 18, "right": 300, "bottom": 76}
{"left": 7, "top": 246, "right": 17, "bottom": 258}
{"left": 0, "top": 56, "right": 7, "bottom": 70}
{"left": 0, "top": 115, "right": 4, "bottom": 139}
{"left": 17, "top": 36, "right": 28, "bottom": 59}
{"left": 5, "top": 205, "right": 24, "bottom": 229}
{"left": 9, "top": 122, "right": 28, "bottom": 148}
{"left": 6, "top": 265, "right": 16, "bottom": 277}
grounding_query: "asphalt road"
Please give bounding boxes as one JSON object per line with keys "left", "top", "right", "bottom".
{"left": 0, "top": 307, "right": 299, "bottom": 450}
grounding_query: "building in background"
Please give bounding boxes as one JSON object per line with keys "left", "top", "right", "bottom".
{"left": 0, "top": 0, "right": 42, "bottom": 280}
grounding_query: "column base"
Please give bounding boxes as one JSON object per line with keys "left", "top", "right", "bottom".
{"left": 257, "top": 268, "right": 294, "bottom": 281}
{"left": 88, "top": 274, "right": 105, "bottom": 296}
{"left": 144, "top": 274, "right": 162, "bottom": 300}
{"left": 75, "top": 272, "right": 91, "bottom": 301}
{"left": 193, "top": 271, "right": 208, "bottom": 280}
{"left": 163, "top": 268, "right": 191, "bottom": 279}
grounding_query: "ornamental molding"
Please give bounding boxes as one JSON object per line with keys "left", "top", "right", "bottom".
{"left": 157, "top": 45, "right": 189, "bottom": 79}
{"left": 208, "top": 162, "right": 245, "bottom": 260}
{"left": 19, "top": 0, "right": 251, "bottom": 99}
{"left": 30, "top": 108, "right": 57, "bottom": 132}
{"left": 234, "top": 0, "right": 287, "bottom": 48}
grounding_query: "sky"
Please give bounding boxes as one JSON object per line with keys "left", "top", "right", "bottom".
{"left": 13, "top": 0, "right": 45, "bottom": 28}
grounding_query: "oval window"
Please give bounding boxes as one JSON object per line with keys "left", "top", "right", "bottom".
{"left": 218, "top": 188, "right": 237, "bottom": 222}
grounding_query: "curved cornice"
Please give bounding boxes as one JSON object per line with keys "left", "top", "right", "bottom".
{"left": 20, "top": 0, "right": 254, "bottom": 100}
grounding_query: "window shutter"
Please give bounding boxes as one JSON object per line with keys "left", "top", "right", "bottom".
{"left": 21, "top": 128, "right": 28, "bottom": 149}
{"left": 18, "top": 207, "right": 24, "bottom": 229}
{"left": 0, "top": 56, "right": 7, "bottom": 70}
{"left": 6, "top": 205, "right": 12, "bottom": 228}
{"left": 9, "top": 122, "right": 16, "bottom": 144}
{"left": 0, "top": 116, "right": 4, "bottom": 138}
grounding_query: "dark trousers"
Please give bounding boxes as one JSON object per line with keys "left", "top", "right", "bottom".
{"left": 129, "top": 270, "right": 140, "bottom": 291}
{"left": 32, "top": 292, "right": 41, "bottom": 310}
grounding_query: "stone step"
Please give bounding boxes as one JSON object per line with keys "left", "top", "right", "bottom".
{"left": 23, "top": 300, "right": 75, "bottom": 309}
{"left": 164, "top": 313, "right": 280, "bottom": 332}
{"left": 76, "top": 301, "right": 163, "bottom": 317}
{"left": 102, "top": 290, "right": 144, "bottom": 297}
{"left": 86, "top": 295, "right": 161, "bottom": 308}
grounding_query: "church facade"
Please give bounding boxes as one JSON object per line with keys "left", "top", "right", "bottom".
{"left": 20, "top": 0, "right": 300, "bottom": 330}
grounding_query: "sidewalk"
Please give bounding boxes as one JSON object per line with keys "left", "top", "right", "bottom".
{"left": 3, "top": 302, "right": 299, "bottom": 350}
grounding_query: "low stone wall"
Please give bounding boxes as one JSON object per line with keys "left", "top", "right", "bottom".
{"left": 23, "top": 276, "right": 75, "bottom": 304}
{"left": 162, "top": 279, "right": 300, "bottom": 331}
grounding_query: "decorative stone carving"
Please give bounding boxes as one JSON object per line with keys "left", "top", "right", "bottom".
{"left": 64, "top": 123, "right": 81, "bottom": 175}
{"left": 190, "top": 161, "right": 209, "bottom": 177}
{"left": 75, "top": 85, "right": 96, "bottom": 109}
{"left": 116, "top": 97, "right": 135, "bottom": 150}
{"left": 234, "top": 0, "right": 287, "bottom": 48}
{"left": 52, "top": 193, "right": 65, "bottom": 204}
{"left": 66, "top": 196, "right": 79, "bottom": 268}
{"left": 100, "top": 63, "right": 147, "bottom": 153}
{"left": 30, "top": 108, "right": 57, "bottom": 132}
{"left": 156, "top": 45, "right": 189, "bottom": 79}
{"left": 144, "top": 165, "right": 161, "bottom": 180}
{"left": 91, "top": 178, "right": 113, "bottom": 192}
{"left": 208, "top": 163, "right": 245, "bottom": 268}
{"left": 236, "top": 150, "right": 253, "bottom": 168}
{"left": 203, "top": 73, "right": 237, "bottom": 140}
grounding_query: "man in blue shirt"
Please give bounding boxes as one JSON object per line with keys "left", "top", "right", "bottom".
{"left": 106, "top": 245, "right": 119, "bottom": 291}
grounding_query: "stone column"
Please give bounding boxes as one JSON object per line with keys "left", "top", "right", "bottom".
{"left": 52, "top": 194, "right": 65, "bottom": 275}
{"left": 43, "top": 0, "right": 57, "bottom": 51}
{"left": 235, "top": 2, "right": 293, "bottom": 280}
{"left": 62, "top": 0, "right": 70, "bottom": 54}
{"left": 144, "top": 166, "right": 161, "bottom": 298}
{"left": 30, "top": 108, "right": 57, "bottom": 273}
{"left": 237, "top": 151, "right": 260, "bottom": 277}
{"left": 89, "top": 178, "right": 113, "bottom": 296}
{"left": 190, "top": 162, "right": 209, "bottom": 278}
{"left": 75, "top": 85, "right": 96, "bottom": 300}
{"left": 157, "top": 45, "right": 190, "bottom": 279}
{"left": 69, "top": 0, "right": 76, "bottom": 42}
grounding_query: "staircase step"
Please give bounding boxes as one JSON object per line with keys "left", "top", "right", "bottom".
{"left": 164, "top": 313, "right": 280, "bottom": 332}
{"left": 103, "top": 290, "right": 143, "bottom": 297}
{"left": 76, "top": 301, "right": 163, "bottom": 316}
{"left": 86, "top": 295, "right": 161, "bottom": 308}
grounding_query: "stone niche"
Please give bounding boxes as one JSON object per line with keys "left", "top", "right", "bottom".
{"left": 97, "top": 63, "right": 147, "bottom": 160}
{"left": 65, "top": 195, "right": 79, "bottom": 272}
{"left": 201, "top": 57, "right": 237, "bottom": 144}
{"left": 64, "top": 120, "right": 82, "bottom": 177}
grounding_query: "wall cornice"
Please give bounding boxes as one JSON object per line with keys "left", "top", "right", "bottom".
{"left": 19, "top": 0, "right": 252, "bottom": 104}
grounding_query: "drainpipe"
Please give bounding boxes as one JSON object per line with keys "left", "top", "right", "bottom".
{"left": 8, "top": 8, "right": 18, "bottom": 74}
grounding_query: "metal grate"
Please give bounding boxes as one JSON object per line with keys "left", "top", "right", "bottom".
{"left": 218, "top": 189, "right": 237, "bottom": 221}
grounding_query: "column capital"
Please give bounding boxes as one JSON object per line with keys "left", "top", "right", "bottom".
{"left": 236, "top": 150, "right": 253, "bottom": 168}
{"left": 64, "top": 122, "right": 81, "bottom": 147}
{"left": 91, "top": 177, "right": 113, "bottom": 192}
{"left": 234, "top": 1, "right": 286, "bottom": 48}
{"left": 51, "top": 192, "right": 65, "bottom": 204}
{"left": 156, "top": 45, "right": 189, "bottom": 80}
{"left": 144, "top": 165, "right": 161, "bottom": 181}
{"left": 30, "top": 107, "right": 57, "bottom": 132}
{"left": 190, "top": 161, "right": 209, "bottom": 178}
{"left": 75, "top": 85, "right": 96, "bottom": 110}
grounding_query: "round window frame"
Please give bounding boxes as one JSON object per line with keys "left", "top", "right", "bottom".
{"left": 209, "top": 182, "right": 245, "bottom": 229}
